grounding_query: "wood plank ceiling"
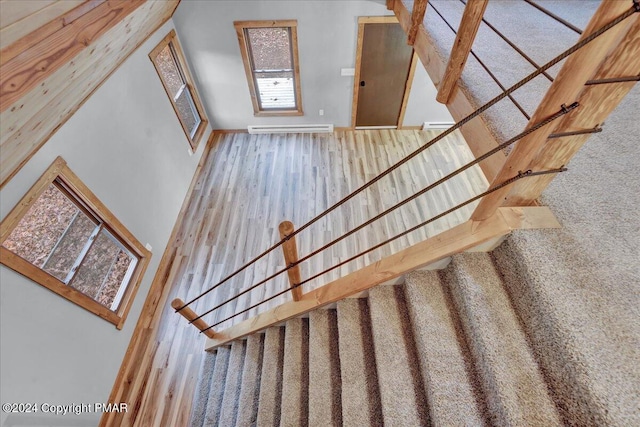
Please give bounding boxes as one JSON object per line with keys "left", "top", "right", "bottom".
{"left": 0, "top": 0, "right": 180, "bottom": 188}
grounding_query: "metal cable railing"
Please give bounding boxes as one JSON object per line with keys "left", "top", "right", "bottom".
{"left": 176, "top": 3, "right": 638, "bottom": 330}
{"left": 524, "top": 0, "right": 583, "bottom": 34}
{"left": 204, "top": 166, "right": 567, "bottom": 332}
{"left": 191, "top": 101, "right": 578, "bottom": 324}
{"left": 429, "top": 1, "right": 531, "bottom": 120}
{"left": 459, "top": 0, "right": 554, "bottom": 83}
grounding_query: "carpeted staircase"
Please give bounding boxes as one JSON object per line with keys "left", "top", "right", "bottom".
{"left": 189, "top": 251, "right": 572, "bottom": 427}
{"left": 187, "top": 57, "right": 639, "bottom": 427}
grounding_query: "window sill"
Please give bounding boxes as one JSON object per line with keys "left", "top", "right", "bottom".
{"left": 188, "top": 120, "right": 209, "bottom": 151}
{"left": 253, "top": 110, "right": 304, "bottom": 117}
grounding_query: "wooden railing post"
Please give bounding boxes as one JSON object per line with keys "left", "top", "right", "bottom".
{"left": 171, "top": 298, "right": 217, "bottom": 339}
{"left": 279, "top": 221, "right": 303, "bottom": 301}
{"left": 386, "top": 0, "right": 395, "bottom": 11}
{"left": 471, "top": 1, "right": 637, "bottom": 221}
{"left": 436, "top": 0, "right": 488, "bottom": 104}
{"left": 504, "top": 14, "right": 640, "bottom": 206}
{"left": 408, "top": 0, "right": 428, "bottom": 45}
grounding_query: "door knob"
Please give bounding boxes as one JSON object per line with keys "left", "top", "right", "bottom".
{"left": 360, "top": 81, "right": 365, "bottom": 87}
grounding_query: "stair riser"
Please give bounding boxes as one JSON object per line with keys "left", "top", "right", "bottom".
{"left": 446, "top": 254, "right": 562, "bottom": 426}
{"left": 337, "top": 299, "right": 383, "bottom": 427}
{"left": 368, "top": 285, "right": 430, "bottom": 426}
{"left": 235, "top": 334, "right": 265, "bottom": 427}
{"left": 404, "top": 270, "right": 487, "bottom": 426}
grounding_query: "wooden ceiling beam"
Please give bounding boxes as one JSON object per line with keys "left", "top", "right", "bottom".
{"left": 0, "top": 0, "right": 179, "bottom": 189}
{"left": 0, "top": 0, "right": 144, "bottom": 112}
{"left": 472, "top": 0, "right": 637, "bottom": 221}
{"left": 0, "top": 0, "right": 85, "bottom": 53}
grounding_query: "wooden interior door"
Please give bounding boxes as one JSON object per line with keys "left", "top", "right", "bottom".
{"left": 355, "top": 21, "right": 413, "bottom": 127}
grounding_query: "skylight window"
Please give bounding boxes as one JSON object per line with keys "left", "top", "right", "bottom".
{"left": 150, "top": 30, "right": 208, "bottom": 149}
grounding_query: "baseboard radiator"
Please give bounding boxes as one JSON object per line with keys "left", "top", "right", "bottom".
{"left": 422, "top": 121, "right": 455, "bottom": 130}
{"left": 247, "top": 124, "right": 334, "bottom": 134}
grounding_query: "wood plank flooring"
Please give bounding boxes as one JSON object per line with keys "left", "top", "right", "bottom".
{"left": 130, "top": 129, "right": 488, "bottom": 426}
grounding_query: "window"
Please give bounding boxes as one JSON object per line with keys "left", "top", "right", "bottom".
{"left": 150, "top": 30, "right": 208, "bottom": 150}
{"left": 0, "top": 157, "right": 151, "bottom": 329}
{"left": 234, "top": 20, "right": 303, "bottom": 116}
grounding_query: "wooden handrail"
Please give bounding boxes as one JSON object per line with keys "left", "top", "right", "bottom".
{"left": 408, "top": 0, "right": 428, "bottom": 45}
{"left": 279, "top": 221, "right": 303, "bottom": 301}
{"left": 436, "top": 0, "right": 488, "bottom": 104}
{"left": 205, "top": 206, "right": 561, "bottom": 349}
{"left": 171, "top": 298, "right": 217, "bottom": 339}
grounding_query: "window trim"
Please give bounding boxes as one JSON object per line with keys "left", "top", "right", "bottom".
{"left": 234, "top": 20, "right": 304, "bottom": 116}
{"left": 149, "top": 30, "right": 208, "bottom": 150}
{"left": 0, "top": 157, "right": 152, "bottom": 329}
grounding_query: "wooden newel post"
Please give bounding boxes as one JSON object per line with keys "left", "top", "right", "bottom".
{"left": 279, "top": 221, "right": 303, "bottom": 301}
{"left": 171, "top": 298, "right": 217, "bottom": 339}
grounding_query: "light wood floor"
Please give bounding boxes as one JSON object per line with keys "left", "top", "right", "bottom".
{"left": 131, "top": 129, "right": 488, "bottom": 426}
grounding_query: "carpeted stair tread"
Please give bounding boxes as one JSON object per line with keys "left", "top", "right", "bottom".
{"left": 493, "top": 227, "right": 640, "bottom": 426}
{"left": 404, "top": 270, "right": 488, "bottom": 426}
{"left": 203, "top": 346, "right": 231, "bottom": 426}
{"left": 418, "top": 0, "right": 600, "bottom": 143}
{"left": 446, "top": 253, "right": 562, "bottom": 426}
{"left": 367, "top": 285, "right": 430, "bottom": 427}
{"left": 218, "top": 340, "right": 246, "bottom": 427}
{"left": 336, "top": 299, "right": 383, "bottom": 427}
{"left": 308, "top": 309, "right": 342, "bottom": 426}
{"left": 279, "top": 318, "right": 309, "bottom": 427}
{"left": 256, "top": 327, "right": 285, "bottom": 427}
{"left": 235, "top": 334, "right": 265, "bottom": 427}
{"left": 486, "top": 85, "right": 640, "bottom": 426}
{"left": 189, "top": 350, "right": 216, "bottom": 427}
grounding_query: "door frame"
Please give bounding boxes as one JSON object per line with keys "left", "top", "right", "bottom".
{"left": 351, "top": 16, "right": 418, "bottom": 129}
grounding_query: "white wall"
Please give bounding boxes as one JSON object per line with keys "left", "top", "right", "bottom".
{"left": 0, "top": 20, "right": 209, "bottom": 426}
{"left": 173, "top": 0, "right": 452, "bottom": 129}
{"left": 403, "top": 61, "right": 454, "bottom": 127}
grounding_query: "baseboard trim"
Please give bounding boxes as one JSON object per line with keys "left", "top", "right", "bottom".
{"left": 213, "top": 129, "right": 248, "bottom": 134}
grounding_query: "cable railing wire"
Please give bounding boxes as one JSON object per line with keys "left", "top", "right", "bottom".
{"left": 586, "top": 75, "right": 640, "bottom": 85}
{"left": 190, "top": 101, "right": 578, "bottom": 324}
{"left": 430, "top": 1, "right": 531, "bottom": 120}
{"left": 203, "top": 166, "right": 568, "bottom": 332}
{"left": 523, "top": 0, "right": 583, "bottom": 34}
{"left": 458, "top": 0, "right": 554, "bottom": 83}
{"left": 176, "top": 3, "right": 638, "bottom": 314}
